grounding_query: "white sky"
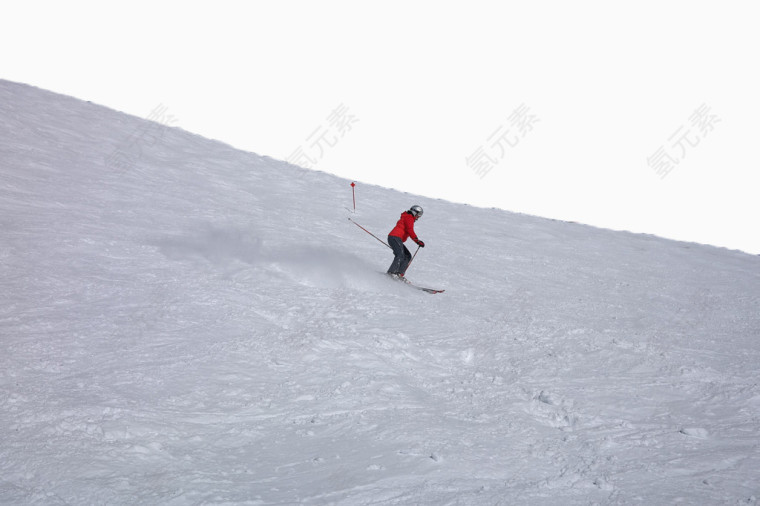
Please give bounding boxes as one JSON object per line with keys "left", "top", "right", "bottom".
{"left": 3, "top": 1, "right": 758, "bottom": 254}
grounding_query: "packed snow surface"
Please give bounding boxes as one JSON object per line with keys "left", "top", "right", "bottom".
{"left": 1, "top": 80, "right": 759, "bottom": 504}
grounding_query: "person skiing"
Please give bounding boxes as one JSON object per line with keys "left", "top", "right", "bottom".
{"left": 387, "top": 205, "right": 425, "bottom": 280}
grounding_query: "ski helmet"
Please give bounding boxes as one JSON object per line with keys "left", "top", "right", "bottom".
{"left": 409, "top": 205, "right": 423, "bottom": 218}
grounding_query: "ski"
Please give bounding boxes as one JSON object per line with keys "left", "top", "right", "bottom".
{"left": 383, "top": 273, "right": 445, "bottom": 294}
{"left": 412, "top": 285, "right": 445, "bottom": 294}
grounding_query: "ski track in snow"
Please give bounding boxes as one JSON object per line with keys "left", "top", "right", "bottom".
{"left": 2, "top": 80, "right": 760, "bottom": 505}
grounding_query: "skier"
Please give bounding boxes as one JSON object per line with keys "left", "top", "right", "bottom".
{"left": 387, "top": 205, "right": 425, "bottom": 281}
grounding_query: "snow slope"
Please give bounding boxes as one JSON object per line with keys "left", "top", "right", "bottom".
{"left": 1, "top": 79, "right": 759, "bottom": 505}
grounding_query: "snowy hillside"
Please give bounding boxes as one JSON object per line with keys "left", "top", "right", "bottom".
{"left": 1, "top": 79, "right": 759, "bottom": 505}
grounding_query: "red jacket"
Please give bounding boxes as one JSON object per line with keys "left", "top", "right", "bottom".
{"left": 389, "top": 212, "right": 419, "bottom": 243}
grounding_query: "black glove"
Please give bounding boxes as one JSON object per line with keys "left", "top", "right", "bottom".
{"left": 416, "top": 240, "right": 425, "bottom": 248}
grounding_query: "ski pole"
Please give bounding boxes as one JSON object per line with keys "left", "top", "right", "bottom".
{"left": 402, "top": 245, "right": 421, "bottom": 276}
{"left": 348, "top": 218, "right": 391, "bottom": 249}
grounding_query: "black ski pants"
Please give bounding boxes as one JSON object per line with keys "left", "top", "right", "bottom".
{"left": 387, "top": 235, "right": 412, "bottom": 275}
